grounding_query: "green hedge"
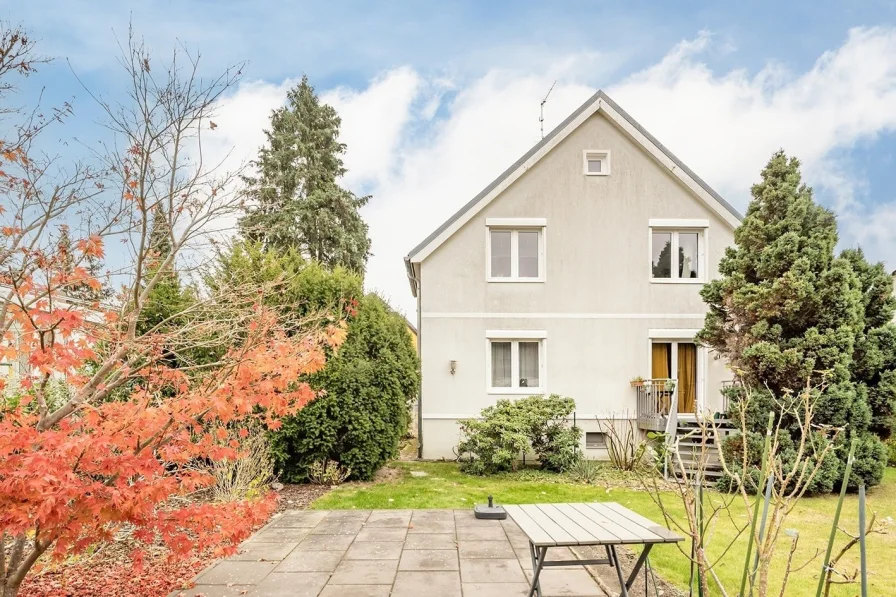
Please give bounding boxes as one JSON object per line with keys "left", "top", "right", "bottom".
{"left": 271, "top": 294, "right": 419, "bottom": 481}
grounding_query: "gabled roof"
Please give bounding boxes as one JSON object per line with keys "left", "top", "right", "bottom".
{"left": 405, "top": 90, "right": 742, "bottom": 274}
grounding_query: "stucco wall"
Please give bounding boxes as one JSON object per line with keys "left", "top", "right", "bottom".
{"left": 417, "top": 110, "right": 736, "bottom": 460}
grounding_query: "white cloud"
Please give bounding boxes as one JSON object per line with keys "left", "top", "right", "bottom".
{"left": 607, "top": 27, "right": 896, "bottom": 203}
{"left": 209, "top": 26, "right": 896, "bottom": 316}
{"left": 321, "top": 67, "right": 423, "bottom": 189}
{"left": 202, "top": 78, "right": 300, "bottom": 179}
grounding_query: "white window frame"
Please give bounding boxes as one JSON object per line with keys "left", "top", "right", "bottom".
{"left": 583, "top": 150, "right": 611, "bottom": 176}
{"left": 646, "top": 329, "right": 706, "bottom": 413}
{"left": 485, "top": 330, "right": 547, "bottom": 395}
{"left": 485, "top": 218, "right": 546, "bottom": 283}
{"left": 585, "top": 432, "right": 607, "bottom": 450}
{"left": 648, "top": 219, "right": 708, "bottom": 284}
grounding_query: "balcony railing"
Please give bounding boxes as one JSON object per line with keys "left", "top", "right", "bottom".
{"left": 720, "top": 379, "right": 742, "bottom": 415}
{"left": 634, "top": 378, "right": 678, "bottom": 432}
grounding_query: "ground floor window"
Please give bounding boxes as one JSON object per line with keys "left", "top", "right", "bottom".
{"left": 585, "top": 432, "right": 607, "bottom": 449}
{"left": 651, "top": 340, "right": 698, "bottom": 414}
{"left": 486, "top": 332, "right": 545, "bottom": 394}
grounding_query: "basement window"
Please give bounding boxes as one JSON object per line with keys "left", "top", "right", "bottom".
{"left": 586, "top": 432, "right": 607, "bottom": 449}
{"left": 583, "top": 150, "right": 610, "bottom": 176}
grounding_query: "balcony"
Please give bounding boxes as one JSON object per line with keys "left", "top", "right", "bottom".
{"left": 633, "top": 378, "right": 678, "bottom": 432}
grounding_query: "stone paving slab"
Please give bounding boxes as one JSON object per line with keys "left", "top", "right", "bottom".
{"left": 275, "top": 549, "right": 344, "bottom": 572}
{"left": 398, "top": 549, "right": 460, "bottom": 571}
{"left": 172, "top": 508, "right": 622, "bottom": 596}
{"left": 462, "top": 582, "right": 530, "bottom": 597}
{"left": 251, "top": 572, "right": 329, "bottom": 596}
{"left": 345, "top": 540, "right": 404, "bottom": 560}
{"left": 392, "top": 571, "right": 462, "bottom": 597}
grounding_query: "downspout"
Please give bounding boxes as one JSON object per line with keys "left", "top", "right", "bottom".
{"left": 405, "top": 257, "right": 423, "bottom": 460}
{"left": 416, "top": 278, "right": 423, "bottom": 459}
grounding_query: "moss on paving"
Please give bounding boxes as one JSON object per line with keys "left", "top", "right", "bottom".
{"left": 313, "top": 462, "right": 896, "bottom": 596}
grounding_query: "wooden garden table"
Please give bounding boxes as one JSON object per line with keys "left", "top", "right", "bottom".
{"left": 504, "top": 502, "right": 683, "bottom": 597}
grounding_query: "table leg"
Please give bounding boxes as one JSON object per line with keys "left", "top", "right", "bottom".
{"left": 624, "top": 544, "right": 653, "bottom": 590}
{"left": 609, "top": 545, "right": 629, "bottom": 597}
{"left": 527, "top": 542, "right": 546, "bottom": 597}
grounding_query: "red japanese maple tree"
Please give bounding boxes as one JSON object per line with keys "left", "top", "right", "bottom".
{"left": 0, "top": 25, "right": 341, "bottom": 597}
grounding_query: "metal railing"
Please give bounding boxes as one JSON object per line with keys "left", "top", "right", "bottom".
{"left": 634, "top": 378, "right": 678, "bottom": 432}
{"left": 633, "top": 378, "right": 679, "bottom": 480}
{"left": 720, "top": 379, "right": 742, "bottom": 415}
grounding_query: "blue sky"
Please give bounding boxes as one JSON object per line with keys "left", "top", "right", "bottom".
{"left": 5, "top": 1, "right": 896, "bottom": 315}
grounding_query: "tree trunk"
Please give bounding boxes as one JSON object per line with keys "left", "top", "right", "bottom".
{"left": 1, "top": 533, "right": 48, "bottom": 597}
{"left": 2, "top": 579, "right": 23, "bottom": 597}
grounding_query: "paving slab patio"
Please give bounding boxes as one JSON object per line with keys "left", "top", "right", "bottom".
{"left": 171, "top": 509, "right": 625, "bottom": 596}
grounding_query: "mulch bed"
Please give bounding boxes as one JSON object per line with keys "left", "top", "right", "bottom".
{"left": 18, "top": 484, "right": 330, "bottom": 597}
{"left": 273, "top": 483, "right": 331, "bottom": 513}
{"left": 19, "top": 550, "right": 211, "bottom": 597}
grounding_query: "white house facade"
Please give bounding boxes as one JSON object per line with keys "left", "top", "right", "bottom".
{"left": 404, "top": 91, "right": 740, "bottom": 460}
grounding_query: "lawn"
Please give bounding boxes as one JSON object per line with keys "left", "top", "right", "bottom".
{"left": 314, "top": 462, "right": 896, "bottom": 596}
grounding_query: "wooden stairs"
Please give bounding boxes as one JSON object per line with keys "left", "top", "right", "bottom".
{"left": 668, "top": 417, "right": 737, "bottom": 483}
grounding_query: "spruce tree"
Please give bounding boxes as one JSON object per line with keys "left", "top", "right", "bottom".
{"left": 137, "top": 205, "right": 194, "bottom": 348}
{"left": 699, "top": 151, "right": 888, "bottom": 490}
{"left": 239, "top": 75, "right": 371, "bottom": 273}
{"left": 55, "top": 225, "right": 112, "bottom": 303}
{"left": 843, "top": 247, "right": 896, "bottom": 438}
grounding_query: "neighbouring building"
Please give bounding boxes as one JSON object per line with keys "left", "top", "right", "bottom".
{"left": 404, "top": 90, "right": 740, "bottom": 460}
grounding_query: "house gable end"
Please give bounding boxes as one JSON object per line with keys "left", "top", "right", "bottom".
{"left": 405, "top": 90, "right": 741, "bottom": 276}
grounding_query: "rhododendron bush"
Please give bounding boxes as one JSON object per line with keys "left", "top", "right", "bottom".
{"left": 0, "top": 25, "right": 342, "bottom": 597}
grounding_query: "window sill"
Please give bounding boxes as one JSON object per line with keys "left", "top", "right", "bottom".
{"left": 487, "top": 388, "right": 546, "bottom": 396}
{"left": 487, "top": 278, "right": 545, "bottom": 283}
{"left": 650, "top": 278, "right": 705, "bottom": 285}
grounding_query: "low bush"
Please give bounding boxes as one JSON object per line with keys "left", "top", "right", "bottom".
{"left": 715, "top": 428, "right": 886, "bottom": 495}
{"left": 457, "top": 394, "right": 581, "bottom": 475}
{"left": 206, "top": 423, "right": 274, "bottom": 502}
{"left": 598, "top": 417, "right": 647, "bottom": 472}
{"left": 566, "top": 458, "right": 602, "bottom": 484}
{"left": 271, "top": 294, "right": 419, "bottom": 482}
{"left": 307, "top": 459, "right": 352, "bottom": 485}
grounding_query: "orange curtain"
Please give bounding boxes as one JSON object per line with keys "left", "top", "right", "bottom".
{"left": 678, "top": 343, "right": 697, "bottom": 413}
{"left": 651, "top": 343, "right": 670, "bottom": 378}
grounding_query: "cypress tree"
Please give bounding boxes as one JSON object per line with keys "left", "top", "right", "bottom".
{"left": 699, "top": 151, "right": 888, "bottom": 491}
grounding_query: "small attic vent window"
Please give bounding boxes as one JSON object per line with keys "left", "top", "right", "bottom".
{"left": 583, "top": 150, "right": 610, "bottom": 176}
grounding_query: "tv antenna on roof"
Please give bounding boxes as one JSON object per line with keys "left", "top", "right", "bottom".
{"left": 539, "top": 81, "right": 556, "bottom": 139}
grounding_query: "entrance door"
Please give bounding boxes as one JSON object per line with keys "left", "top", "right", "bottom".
{"left": 651, "top": 341, "right": 698, "bottom": 414}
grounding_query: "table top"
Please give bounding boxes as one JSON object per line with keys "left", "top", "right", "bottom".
{"left": 504, "top": 502, "right": 683, "bottom": 548}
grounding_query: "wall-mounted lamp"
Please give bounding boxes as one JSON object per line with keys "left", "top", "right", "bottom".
{"left": 449, "top": 360, "right": 457, "bottom": 375}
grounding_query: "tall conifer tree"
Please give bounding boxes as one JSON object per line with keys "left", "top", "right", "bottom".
{"left": 699, "top": 151, "right": 889, "bottom": 490}
{"left": 240, "top": 76, "right": 371, "bottom": 273}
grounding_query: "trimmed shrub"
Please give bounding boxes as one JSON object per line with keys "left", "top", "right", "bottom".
{"left": 271, "top": 294, "right": 419, "bottom": 482}
{"left": 886, "top": 437, "right": 896, "bottom": 467}
{"left": 458, "top": 395, "right": 581, "bottom": 475}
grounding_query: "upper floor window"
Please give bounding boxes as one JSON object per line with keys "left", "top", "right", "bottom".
{"left": 649, "top": 220, "right": 707, "bottom": 283}
{"left": 583, "top": 150, "right": 610, "bottom": 176}
{"left": 486, "top": 218, "right": 546, "bottom": 282}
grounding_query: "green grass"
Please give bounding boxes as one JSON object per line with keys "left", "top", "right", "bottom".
{"left": 314, "top": 462, "right": 896, "bottom": 596}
